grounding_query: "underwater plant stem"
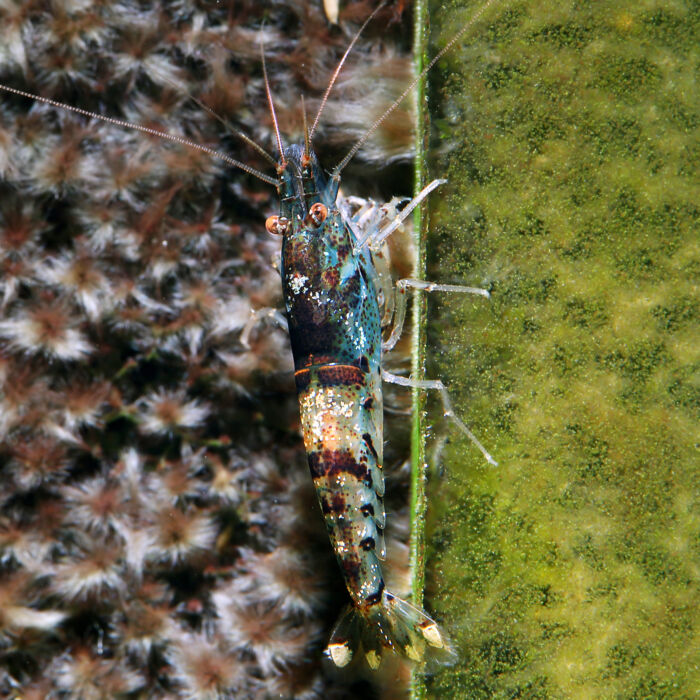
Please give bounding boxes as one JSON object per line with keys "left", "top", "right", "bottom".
{"left": 409, "top": 0, "right": 429, "bottom": 697}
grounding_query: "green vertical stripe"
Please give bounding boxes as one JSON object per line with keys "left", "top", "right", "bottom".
{"left": 410, "top": 0, "right": 429, "bottom": 697}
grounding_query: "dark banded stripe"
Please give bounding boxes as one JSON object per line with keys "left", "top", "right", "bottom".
{"left": 362, "top": 432, "right": 379, "bottom": 462}
{"left": 295, "top": 355, "right": 372, "bottom": 372}
{"left": 296, "top": 354, "right": 337, "bottom": 369}
{"left": 316, "top": 364, "right": 365, "bottom": 387}
{"left": 295, "top": 368, "right": 311, "bottom": 390}
{"left": 295, "top": 362, "right": 367, "bottom": 391}
{"left": 308, "top": 449, "right": 370, "bottom": 483}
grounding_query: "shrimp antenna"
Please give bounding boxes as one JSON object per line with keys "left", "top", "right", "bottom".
{"left": 0, "top": 82, "right": 278, "bottom": 186}
{"left": 179, "top": 88, "right": 277, "bottom": 167}
{"left": 134, "top": 30, "right": 278, "bottom": 168}
{"left": 141, "top": 39, "right": 277, "bottom": 168}
{"left": 260, "top": 29, "right": 286, "bottom": 166}
{"left": 301, "top": 94, "right": 311, "bottom": 159}
{"left": 333, "top": 0, "right": 500, "bottom": 178}
{"left": 309, "top": 1, "right": 386, "bottom": 141}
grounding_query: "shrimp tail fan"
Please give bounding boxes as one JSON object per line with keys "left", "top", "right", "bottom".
{"left": 325, "top": 590, "right": 457, "bottom": 670}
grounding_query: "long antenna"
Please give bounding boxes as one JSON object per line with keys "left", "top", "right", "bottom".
{"left": 0, "top": 83, "right": 278, "bottom": 186}
{"left": 111, "top": 50, "right": 277, "bottom": 167}
{"left": 309, "top": 1, "right": 386, "bottom": 140}
{"left": 180, "top": 88, "right": 277, "bottom": 167}
{"left": 333, "top": 0, "right": 501, "bottom": 177}
{"left": 301, "top": 94, "right": 311, "bottom": 159}
{"left": 260, "top": 33, "right": 286, "bottom": 166}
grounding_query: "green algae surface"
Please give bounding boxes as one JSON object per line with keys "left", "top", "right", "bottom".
{"left": 416, "top": 0, "right": 698, "bottom": 697}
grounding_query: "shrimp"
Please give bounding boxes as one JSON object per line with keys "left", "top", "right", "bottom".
{"left": 269, "top": 139, "right": 458, "bottom": 669}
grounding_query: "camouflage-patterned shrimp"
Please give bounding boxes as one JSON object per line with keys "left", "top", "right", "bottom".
{"left": 264, "top": 142, "right": 454, "bottom": 669}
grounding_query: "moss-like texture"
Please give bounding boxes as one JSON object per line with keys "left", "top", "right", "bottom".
{"left": 420, "top": 0, "right": 698, "bottom": 697}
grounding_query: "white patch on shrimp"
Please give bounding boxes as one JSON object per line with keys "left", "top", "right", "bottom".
{"left": 289, "top": 273, "right": 309, "bottom": 295}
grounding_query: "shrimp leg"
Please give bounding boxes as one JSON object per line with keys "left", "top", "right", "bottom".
{"left": 382, "top": 369, "right": 498, "bottom": 466}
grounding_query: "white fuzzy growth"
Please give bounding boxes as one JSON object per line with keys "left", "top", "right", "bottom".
{"left": 211, "top": 295, "right": 253, "bottom": 336}
{"left": 138, "top": 390, "right": 210, "bottom": 435}
{"left": 147, "top": 508, "right": 217, "bottom": 564}
{"left": 52, "top": 548, "right": 124, "bottom": 601}
{"left": 212, "top": 593, "right": 318, "bottom": 675}
{"left": 61, "top": 477, "right": 123, "bottom": 533}
{"left": 0, "top": 314, "right": 92, "bottom": 359}
{"left": 61, "top": 384, "right": 109, "bottom": 431}
{"left": 321, "top": 46, "right": 415, "bottom": 164}
{"left": 118, "top": 51, "right": 182, "bottom": 88}
{"left": 5, "top": 605, "right": 67, "bottom": 630}
{"left": 121, "top": 447, "right": 145, "bottom": 490}
{"left": 44, "top": 421, "right": 82, "bottom": 445}
{"left": 28, "top": 133, "right": 94, "bottom": 194}
{"left": 53, "top": 649, "right": 144, "bottom": 699}
{"left": 0, "top": 125, "right": 14, "bottom": 178}
{"left": 0, "top": 4, "right": 27, "bottom": 70}
{"left": 0, "top": 526, "right": 51, "bottom": 573}
{"left": 40, "top": 253, "right": 114, "bottom": 321}
{"left": 228, "top": 546, "right": 326, "bottom": 618}
{"left": 202, "top": 455, "right": 243, "bottom": 504}
{"left": 167, "top": 633, "right": 249, "bottom": 700}
{"left": 119, "top": 587, "right": 177, "bottom": 658}
{"left": 113, "top": 521, "right": 157, "bottom": 577}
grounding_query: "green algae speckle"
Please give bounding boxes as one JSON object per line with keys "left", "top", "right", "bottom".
{"left": 419, "top": 0, "right": 698, "bottom": 697}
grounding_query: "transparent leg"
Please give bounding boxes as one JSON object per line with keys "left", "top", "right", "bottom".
{"left": 353, "top": 179, "right": 446, "bottom": 252}
{"left": 382, "top": 278, "right": 490, "bottom": 354}
{"left": 239, "top": 308, "right": 288, "bottom": 348}
{"left": 381, "top": 368, "right": 498, "bottom": 466}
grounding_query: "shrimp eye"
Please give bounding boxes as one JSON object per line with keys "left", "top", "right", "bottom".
{"left": 265, "top": 215, "right": 290, "bottom": 236}
{"left": 307, "top": 203, "right": 328, "bottom": 228}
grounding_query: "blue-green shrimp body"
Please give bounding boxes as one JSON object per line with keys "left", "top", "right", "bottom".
{"left": 267, "top": 144, "right": 452, "bottom": 669}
